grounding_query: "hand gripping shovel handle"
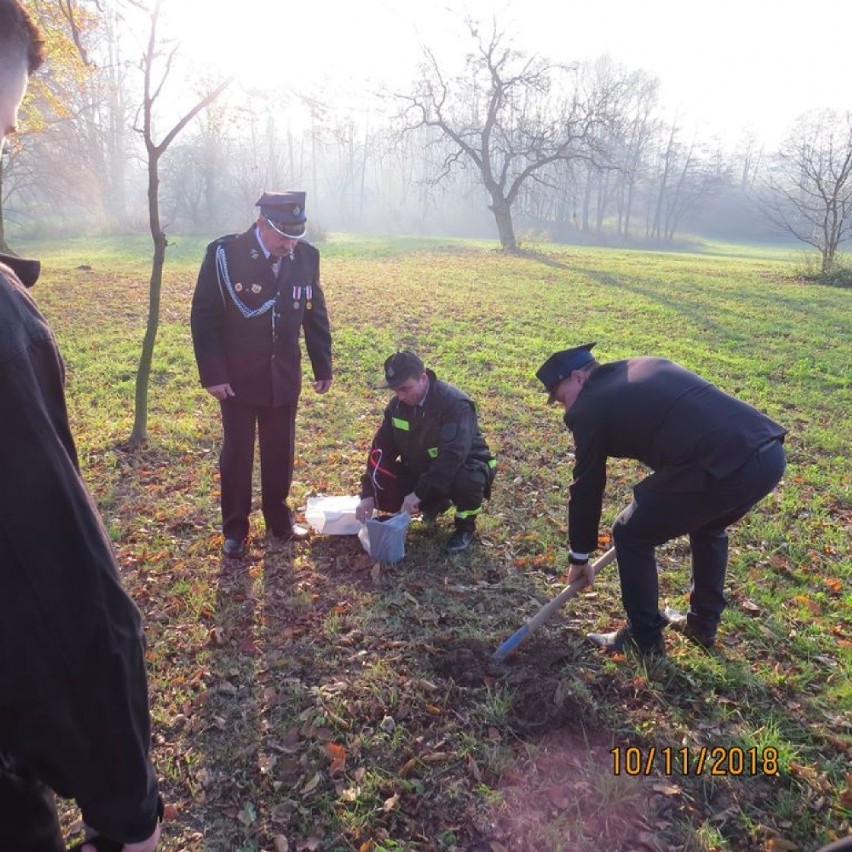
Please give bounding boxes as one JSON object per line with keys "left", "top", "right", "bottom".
{"left": 492, "top": 547, "right": 617, "bottom": 663}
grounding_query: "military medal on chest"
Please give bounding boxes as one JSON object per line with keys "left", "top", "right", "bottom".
{"left": 292, "top": 285, "right": 302, "bottom": 309}
{"left": 305, "top": 285, "right": 313, "bottom": 310}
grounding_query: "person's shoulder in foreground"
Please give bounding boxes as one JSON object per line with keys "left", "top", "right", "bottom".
{"left": 0, "top": 3, "right": 161, "bottom": 850}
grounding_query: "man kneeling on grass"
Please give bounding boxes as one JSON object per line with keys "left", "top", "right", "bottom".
{"left": 355, "top": 351, "right": 496, "bottom": 554}
{"left": 537, "top": 342, "right": 787, "bottom": 656}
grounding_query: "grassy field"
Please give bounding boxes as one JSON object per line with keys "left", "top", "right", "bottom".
{"left": 20, "top": 234, "right": 851, "bottom": 852}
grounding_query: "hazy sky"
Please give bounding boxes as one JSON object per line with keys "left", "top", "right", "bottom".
{"left": 169, "top": 0, "right": 850, "bottom": 151}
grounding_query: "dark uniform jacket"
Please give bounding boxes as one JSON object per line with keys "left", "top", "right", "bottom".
{"left": 0, "top": 254, "right": 159, "bottom": 842}
{"left": 565, "top": 357, "right": 787, "bottom": 554}
{"left": 191, "top": 226, "right": 332, "bottom": 407}
{"left": 360, "top": 371, "right": 495, "bottom": 505}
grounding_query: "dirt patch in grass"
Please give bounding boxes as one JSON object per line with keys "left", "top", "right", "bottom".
{"left": 486, "top": 731, "right": 676, "bottom": 851}
{"left": 432, "top": 637, "right": 601, "bottom": 737}
{"left": 431, "top": 637, "right": 499, "bottom": 687}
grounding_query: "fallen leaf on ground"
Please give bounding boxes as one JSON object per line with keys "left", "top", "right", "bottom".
{"left": 300, "top": 772, "right": 322, "bottom": 795}
{"left": 766, "top": 838, "right": 798, "bottom": 851}
{"left": 399, "top": 757, "right": 419, "bottom": 777}
{"left": 324, "top": 742, "right": 346, "bottom": 775}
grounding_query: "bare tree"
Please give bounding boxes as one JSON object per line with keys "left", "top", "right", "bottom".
{"left": 648, "top": 123, "right": 678, "bottom": 242}
{"left": 763, "top": 109, "right": 852, "bottom": 275}
{"left": 127, "top": 0, "right": 231, "bottom": 447}
{"left": 737, "top": 132, "right": 763, "bottom": 192}
{"left": 397, "top": 19, "right": 613, "bottom": 251}
{"left": 613, "top": 69, "right": 660, "bottom": 239}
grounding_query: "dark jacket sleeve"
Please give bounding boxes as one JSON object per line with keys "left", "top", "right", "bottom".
{"left": 302, "top": 253, "right": 332, "bottom": 381}
{"left": 414, "top": 398, "right": 477, "bottom": 503}
{"left": 190, "top": 242, "right": 229, "bottom": 388}
{"left": 0, "top": 269, "right": 160, "bottom": 844}
{"left": 566, "top": 413, "right": 608, "bottom": 554}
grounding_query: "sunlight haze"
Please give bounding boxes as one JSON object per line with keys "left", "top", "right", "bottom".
{"left": 167, "top": 0, "right": 850, "bottom": 152}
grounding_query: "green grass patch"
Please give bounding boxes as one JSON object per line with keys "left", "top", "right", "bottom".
{"left": 20, "top": 234, "right": 850, "bottom": 851}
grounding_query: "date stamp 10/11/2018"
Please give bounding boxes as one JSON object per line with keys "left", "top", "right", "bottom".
{"left": 611, "top": 745, "right": 779, "bottom": 777}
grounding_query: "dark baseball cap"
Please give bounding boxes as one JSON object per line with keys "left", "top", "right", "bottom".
{"left": 378, "top": 350, "right": 425, "bottom": 389}
{"left": 536, "top": 343, "right": 596, "bottom": 400}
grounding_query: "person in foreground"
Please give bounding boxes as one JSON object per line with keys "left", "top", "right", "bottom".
{"left": 191, "top": 191, "right": 333, "bottom": 558}
{"left": 537, "top": 342, "right": 786, "bottom": 655}
{"left": 0, "top": 2, "right": 161, "bottom": 849}
{"left": 355, "top": 351, "right": 496, "bottom": 553}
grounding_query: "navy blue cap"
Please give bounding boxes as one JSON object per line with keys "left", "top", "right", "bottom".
{"left": 378, "top": 350, "right": 425, "bottom": 389}
{"left": 255, "top": 190, "right": 307, "bottom": 225}
{"left": 536, "top": 343, "right": 597, "bottom": 398}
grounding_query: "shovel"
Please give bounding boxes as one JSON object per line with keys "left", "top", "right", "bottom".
{"left": 492, "top": 547, "right": 617, "bottom": 663}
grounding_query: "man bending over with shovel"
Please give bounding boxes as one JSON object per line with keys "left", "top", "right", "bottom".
{"left": 356, "top": 351, "right": 496, "bottom": 553}
{"left": 537, "top": 343, "right": 786, "bottom": 655}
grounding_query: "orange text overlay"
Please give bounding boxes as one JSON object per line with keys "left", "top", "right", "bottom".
{"left": 610, "top": 745, "right": 779, "bottom": 777}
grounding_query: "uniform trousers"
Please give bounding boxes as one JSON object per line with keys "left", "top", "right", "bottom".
{"left": 369, "top": 457, "right": 492, "bottom": 529}
{"left": 611, "top": 439, "right": 786, "bottom": 645}
{"left": 219, "top": 399, "right": 296, "bottom": 540}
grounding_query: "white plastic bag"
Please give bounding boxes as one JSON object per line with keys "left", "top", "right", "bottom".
{"left": 305, "top": 495, "right": 361, "bottom": 535}
{"left": 358, "top": 513, "right": 411, "bottom": 563}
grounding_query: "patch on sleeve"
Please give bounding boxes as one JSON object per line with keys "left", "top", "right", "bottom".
{"left": 440, "top": 421, "right": 459, "bottom": 441}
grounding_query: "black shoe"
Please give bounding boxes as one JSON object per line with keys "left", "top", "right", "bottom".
{"left": 587, "top": 625, "right": 666, "bottom": 656}
{"left": 421, "top": 498, "right": 453, "bottom": 525}
{"left": 222, "top": 538, "right": 247, "bottom": 559}
{"left": 270, "top": 523, "right": 311, "bottom": 543}
{"left": 447, "top": 528, "right": 475, "bottom": 553}
{"left": 683, "top": 622, "right": 716, "bottom": 649}
{"left": 663, "top": 607, "right": 716, "bottom": 649}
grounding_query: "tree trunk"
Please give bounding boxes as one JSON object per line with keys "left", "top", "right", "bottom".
{"left": 624, "top": 178, "right": 636, "bottom": 239}
{"left": 359, "top": 126, "right": 369, "bottom": 227}
{"left": 129, "top": 153, "right": 165, "bottom": 448}
{"left": 490, "top": 196, "right": 517, "bottom": 251}
{"left": 595, "top": 170, "right": 608, "bottom": 233}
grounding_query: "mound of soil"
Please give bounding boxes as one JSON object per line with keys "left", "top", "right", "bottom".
{"left": 431, "top": 636, "right": 599, "bottom": 737}
{"left": 432, "top": 637, "right": 500, "bottom": 686}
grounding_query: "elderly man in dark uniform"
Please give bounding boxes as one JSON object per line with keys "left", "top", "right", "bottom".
{"left": 0, "top": 2, "right": 161, "bottom": 850}
{"left": 355, "top": 351, "right": 496, "bottom": 553}
{"left": 192, "top": 191, "right": 333, "bottom": 558}
{"left": 537, "top": 343, "right": 786, "bottom": 655}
